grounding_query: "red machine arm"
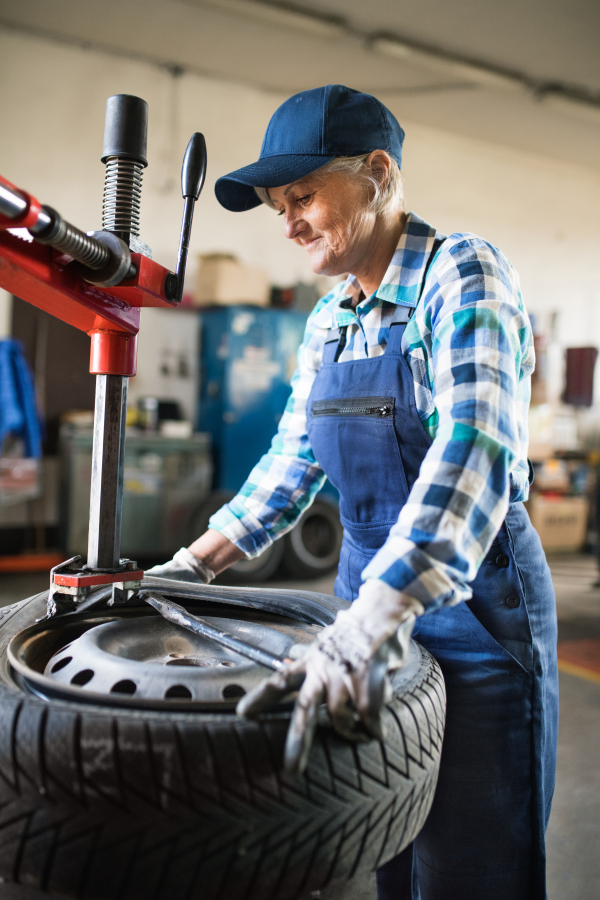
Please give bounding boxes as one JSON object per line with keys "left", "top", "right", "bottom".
{"left": 0, "top": 94, "right": 207, "bottom": 608}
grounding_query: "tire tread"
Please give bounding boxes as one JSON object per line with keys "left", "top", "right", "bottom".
{"left": 0, "top": 596, "right": 446, "bottom": 900}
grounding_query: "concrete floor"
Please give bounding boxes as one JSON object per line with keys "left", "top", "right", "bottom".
{"left": 0, "top": 556, "right": 599, "bottom": 899}
{"left": 545, "top": 555, "right": 600, "bottom": 900}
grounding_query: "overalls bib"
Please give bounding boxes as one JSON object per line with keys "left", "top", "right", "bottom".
{"left": 306, "top": 307, "right": 558, "bottom": 900}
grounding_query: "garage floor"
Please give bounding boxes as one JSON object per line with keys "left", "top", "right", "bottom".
{"left": 0, "top": 555, "right": 599, "bottom": 900}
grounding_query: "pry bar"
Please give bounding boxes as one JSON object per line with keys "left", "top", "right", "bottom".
{"left": 141, "top": 590, "right": 292, "bottom": 672}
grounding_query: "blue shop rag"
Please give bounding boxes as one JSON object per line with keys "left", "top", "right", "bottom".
{"left": 0, "top": 339, "right": 42, "bottom": 458}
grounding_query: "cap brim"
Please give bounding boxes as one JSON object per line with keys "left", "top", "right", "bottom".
{"left": 215, "top": 153, "right": 335, "bottom": 212}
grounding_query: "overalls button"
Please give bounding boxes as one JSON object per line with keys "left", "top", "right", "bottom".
{"left": 506, "top": 594, "right": 520, "bottom": 608}
{"left": 496, "top": 554, "right": 509, "bottom": 567}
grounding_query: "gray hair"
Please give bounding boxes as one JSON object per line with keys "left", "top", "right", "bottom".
{"left": 255, "top": 153, "right": 404, "bottom": 216}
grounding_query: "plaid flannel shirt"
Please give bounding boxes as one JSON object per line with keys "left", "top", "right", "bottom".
{"left": 209, "top": 212, "right": 534, "bottom": 611}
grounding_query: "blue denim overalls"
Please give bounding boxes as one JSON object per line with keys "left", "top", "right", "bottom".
{"left": 306, "top": 299, "right": 558, "bottom": 900}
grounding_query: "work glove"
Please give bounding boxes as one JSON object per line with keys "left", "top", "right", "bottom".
{"left": 144, "top": 547, "right": 215, "bottom": 584}
{"left": 237, "top": 579, "right": 423, "bottom": 774}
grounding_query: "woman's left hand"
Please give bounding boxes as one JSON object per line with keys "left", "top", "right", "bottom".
{"left": 236, "top": 579, "right": 423, "bottom": 774}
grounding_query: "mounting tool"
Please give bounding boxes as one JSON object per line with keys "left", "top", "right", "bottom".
{"left": 141, "top": 590, "right": 301, "bottom": 673}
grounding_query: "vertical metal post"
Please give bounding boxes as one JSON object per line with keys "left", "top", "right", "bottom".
{"left": 87, "top": 374, "right": 128, "bottom": 569}
{"left": 85, "top": 96, "right": 145, "bottom": 571}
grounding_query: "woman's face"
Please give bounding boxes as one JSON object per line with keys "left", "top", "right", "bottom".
{"left": 268, "top": 170, "right": 373, "bottom": 278}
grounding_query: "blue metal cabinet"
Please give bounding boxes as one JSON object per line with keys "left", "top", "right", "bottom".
{"left": 197, "top": 306, "right": 308, "bottom": 492}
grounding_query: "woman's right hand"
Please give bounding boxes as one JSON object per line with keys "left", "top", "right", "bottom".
{"left": 237, "top": 578, "right": 424, "bottom": 774}
{"left": 145, "top": 529, "right": 245, "bottom": 582}
{"left": 144, "top": 546, "right": 216, "bottom": 583}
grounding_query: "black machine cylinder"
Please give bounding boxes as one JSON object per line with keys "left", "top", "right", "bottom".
{"left": 101, "top": 94, "right": 148, "bottom": 242}
{"left": 101, "top": 94, "right": 148, "bottom": 166}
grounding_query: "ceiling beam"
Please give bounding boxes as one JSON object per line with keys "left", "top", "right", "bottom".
{"left": 185, "top": 0, "right": 600, "bottom": 121}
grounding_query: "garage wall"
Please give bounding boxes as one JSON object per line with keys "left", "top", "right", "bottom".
{"left": 1, "top": 27, "right": 600, "bottom": 366}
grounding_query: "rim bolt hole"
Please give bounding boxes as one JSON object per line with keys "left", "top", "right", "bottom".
{"left": 165, "top": 684, "right": 193, "bottom": 700}
{"left": 223, "top": 684, "right": 246, "bottom": 700}
{"left": 70, "top": 669, "right": 94, "bottom": 686}
{"left": 110, "top": 680, "right": 137, "bottom": 695}
{"left": 51, "top": 656, "right": 72, "bottom": 673}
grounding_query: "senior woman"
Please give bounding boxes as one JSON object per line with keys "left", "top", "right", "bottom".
{"left": 149, "top": 85, "right": 558, "bottom": 900}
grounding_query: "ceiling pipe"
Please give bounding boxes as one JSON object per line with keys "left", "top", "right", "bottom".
{"left": 191, "top": 0, "right": 600, "bottom": 122}
{"left": 369, "top": 36, "right": 524, "bottom": 93}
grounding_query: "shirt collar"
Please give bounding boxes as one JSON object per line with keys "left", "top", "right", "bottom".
{"left": 312, "top": 212, "right": 443, "bottom": 330}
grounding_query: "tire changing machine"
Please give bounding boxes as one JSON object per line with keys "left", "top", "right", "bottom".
{"left": 0, "top": 94, "right": 206, "bottom": 616}
{"left": 0, "top": 91, "right": 326, "bottom": 738}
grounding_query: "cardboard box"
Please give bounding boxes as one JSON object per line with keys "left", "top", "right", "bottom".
{"left": 528, "top": 404, "right": 553, "bottom": 462}
{"left": 533, "top": 458, "right": 570, "bottom": 493}
{"left": 527, "top": 494, "right": 589, "bottom": 552}
{"left": 194, "top": 254, "right": 269, "bottom": 307}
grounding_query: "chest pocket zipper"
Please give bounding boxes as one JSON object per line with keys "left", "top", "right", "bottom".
{"left": 311, "top": 396, "right": 395, "bottom": 418}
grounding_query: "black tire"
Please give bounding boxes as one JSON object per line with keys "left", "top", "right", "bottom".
{"left": 227, "top": 539, "right": 285, "bottom": 582}
{"left": 0, "top": 591, "right": 445, "bottom": 900}
{"left": 283, "top": 498, "right": 343, "bottom": 579}
{"left": 191, "top": 491, "right": 285, "bottom": 583}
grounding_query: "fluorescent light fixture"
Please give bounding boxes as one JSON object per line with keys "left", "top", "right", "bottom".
{"left": 542, "top": 92, "right": 600, "bottom": 126}
{"left": 371, "top": 36, "right": 523, "bottom": 93}
{"left": 192, "top": 0, "right": 345, "bottom": 38}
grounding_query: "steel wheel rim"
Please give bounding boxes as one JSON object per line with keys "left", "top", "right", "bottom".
{"left": 8, "top": 600, "right": 321, "bottom": 711}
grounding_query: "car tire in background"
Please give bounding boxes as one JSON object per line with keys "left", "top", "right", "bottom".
{"left": 227, "top": 538, "right": 285, "bottom": 582}
{"left": 191, "top": 492, "right": 343, "bottom": 584}
{"left": 283, "top": 497, "right": 343, "bottom": 579}
{"left": 190, "top": 491, "right": 284, "bottom": 583}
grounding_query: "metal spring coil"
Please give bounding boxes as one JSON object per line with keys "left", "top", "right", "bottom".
{"left": 53, "top": 223, "right": 110, "bottom": 268}
{"left": 35, "top": 212, "right": 110, "bottom": 269}
{"left": 102, "top": 157, "right": 143, "bottom": 236}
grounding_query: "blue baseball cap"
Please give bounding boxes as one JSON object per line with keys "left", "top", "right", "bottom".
{"left": 215, "top": 84, "right": 405, "bottom": 212}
